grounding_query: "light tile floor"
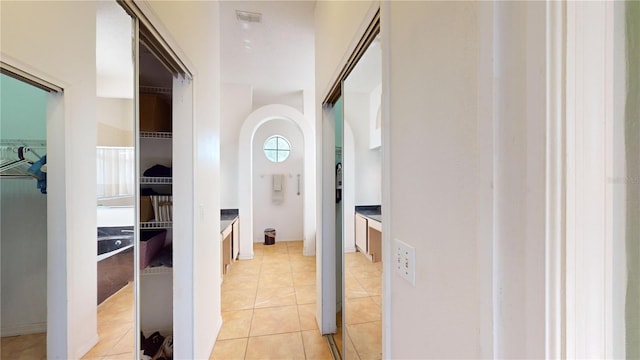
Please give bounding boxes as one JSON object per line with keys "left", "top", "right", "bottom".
{"left": 1, "top": 242, "right": 371, "bottom": 360}
{"left": 0, "top": 282, "right": 134, "bottom": 360}
{"left": 82, "top": 282, "right": 135, "bottom": 359}
{"left": 1, "top": 332, "right": 46, "bottom": 360}
{"left": 211, "top": 241, "right": 333, "bottom": 360}
{"left": 343, "top": 251, "right": 382, "bottom": 360}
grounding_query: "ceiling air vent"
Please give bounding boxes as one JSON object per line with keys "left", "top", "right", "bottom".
{"left": 236, "top": 10, "right": 262, "bottom": 23}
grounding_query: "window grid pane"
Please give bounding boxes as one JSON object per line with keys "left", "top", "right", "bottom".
{"left": 263, "top": 135, "right": 291, "bottom": 163}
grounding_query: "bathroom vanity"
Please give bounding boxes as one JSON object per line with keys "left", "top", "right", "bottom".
{"left": 96, "top": 205, "right": 135, "bottom": 304}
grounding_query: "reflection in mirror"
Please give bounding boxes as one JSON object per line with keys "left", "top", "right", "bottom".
{"left": 137, "top": 40, "right": 175, "bottom": 351}
{"left": 84, "top": 1, "right": 136, "bottom": 358}
{"left": 0, "top": 73, "right": 49, "bottom": 358}
{"left": 342, "top": 35, "right": 382, "bottom": 360}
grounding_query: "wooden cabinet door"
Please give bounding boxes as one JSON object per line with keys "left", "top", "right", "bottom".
{"left": 355, "top": 214, "right": 368, "bottom": 253}
{"left": 232, "top": 219, "right": 239, "bottom": 261}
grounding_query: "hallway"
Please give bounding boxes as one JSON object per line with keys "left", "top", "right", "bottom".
{"left": 342, "top": 252, "right": 382, "bottom": 359}
{"left": 211, "top": 241, "right": 332, "bottom": 359}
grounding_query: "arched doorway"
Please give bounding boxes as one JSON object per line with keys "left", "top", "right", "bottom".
{"left": 238, "top": 104, "right": 315, "bottom": 259}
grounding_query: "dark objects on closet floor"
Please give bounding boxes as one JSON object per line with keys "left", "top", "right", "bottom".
{"left": 140, "top": 331, "right": 173, "bottom": 360}
{"left": 141, "top": 187, "right": 159, "bottom": 196}
{"left": 149, "top": 245, "right": 173, "bottom": 268}
{"left": 143, "top": 164, "right": 172, "bottom": 177}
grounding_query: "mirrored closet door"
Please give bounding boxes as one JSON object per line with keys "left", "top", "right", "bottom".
{"left": 90, "top": 2, "right": 137, "bottom": 358}
{"left": 91, "top": 1, "right": 192, "bottom": 357}
{"left": 321, "top": 10, "right": 381, "bottom": 360}
{"left": 136, "top": 39, "right": 175, "bottom": 358}
{"left": 131, "top": 5, "right": 193, "bottom": 357}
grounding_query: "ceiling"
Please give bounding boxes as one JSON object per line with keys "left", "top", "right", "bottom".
{"left": 97, "top": 1, "right": 319, "bottom": 106}
{"left": 219, "top": 1, "right": 316, "bottom": 107}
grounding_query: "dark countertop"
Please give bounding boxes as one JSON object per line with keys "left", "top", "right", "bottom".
{"left": 355, "top": 205, "right": 381, "bottom": 223}
{"left": 220, "top": 209, "right": 239, "bottom": 233}
{"left": 97, "top": 226, "right": 134, "bottom": 238}
{"left": 221, "top": 208, "right": 239, "bottom": 221}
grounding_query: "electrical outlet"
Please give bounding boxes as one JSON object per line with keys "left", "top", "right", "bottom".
{"left": 394, "top": 238, "right": 415, "bottom": 286}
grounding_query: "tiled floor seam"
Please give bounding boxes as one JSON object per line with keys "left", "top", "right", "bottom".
{"left": 242, "top": 335, "right": 250, "bottom": 360}
{"left": 300, "top": 331, "right": 309, "bottom": 360}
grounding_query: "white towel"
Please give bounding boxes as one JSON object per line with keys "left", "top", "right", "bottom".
{"left": 273, "top": 174, "right": 283, "bottom": 191}
{"left": 272, "top": 174, "right": 284, "bottom": 204}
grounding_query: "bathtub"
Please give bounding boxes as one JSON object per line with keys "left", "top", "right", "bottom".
{"left": 97, "top": 205, "right": 134, "bottom": 261}
{"left": 97, "top": 226, "right": 134, "bottom": 261}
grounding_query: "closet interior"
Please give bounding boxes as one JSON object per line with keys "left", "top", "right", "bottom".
{"left": 138, "top": 41, "right": 175, "bottom": 356}
{"left": 0, "top": 73, "right": 48, "bottom": 356}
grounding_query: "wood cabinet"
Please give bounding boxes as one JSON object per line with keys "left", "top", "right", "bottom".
{"left": 368, "top": 221, "right": 382, "bottom": 263}
{"left": 355, "top": 214, "right": 368, "bottom": 253}
{"left": 221, "top": 217, "right": 239, "bottom": 278}
{"left": 232, "top": 219, "right": 239, "bottom": 261}
{"left": 355, "top": 213, "right": 382, "bottom": 263}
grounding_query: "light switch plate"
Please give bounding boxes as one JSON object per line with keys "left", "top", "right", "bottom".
{"left": 394, "top": 238, "right": 415, "bottom": 286}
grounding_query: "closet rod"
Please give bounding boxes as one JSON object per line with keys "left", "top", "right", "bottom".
{"left": 0, "top": 139, "right": 46, "bottom": 147}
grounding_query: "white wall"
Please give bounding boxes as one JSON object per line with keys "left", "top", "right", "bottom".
{"left": 1, "top": 2, "right": 98, "bottom": 358}
{"left": 97, "top": 97, "right": 133, "bottom": 146}
{"left": 220, "top": 83, "right": 252, "bottom": 209}
{"left": 142, "top": 2, "right": 221, "bottom": 359}
{"left": 252, "top": 119, "right": 304, "bottom": 242}
{"left": 492, "top": 2, "right": 546, "bottom": 357}
{"left": 253, "top": 90, "right": 304, "bottom": 114}
{"left": 343, "top": 90, "right": 381, "bottom": 206}
{"left": 369, "top": 84, "right": 382, "bottom": 149}
{"left": 0, "top": 180, "right": 48, "bottom": 336}
{"left": 96, "top": 98, "right": 133, "bottom": 134}
{"left": 386, "top": 3, "right": 481, "bottom": 356}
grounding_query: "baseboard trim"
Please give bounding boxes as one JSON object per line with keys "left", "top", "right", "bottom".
{"left": 1, "top": 322, "right": 46, "bottom": 337}
{"left": 303, "top": 246, "right": 316, "bottom": 256}
{"left": 75, "top": 333, "right": 99, "bottom": 359}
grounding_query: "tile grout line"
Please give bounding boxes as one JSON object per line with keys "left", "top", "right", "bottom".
{"left": 215, "top": 242, "right": 328, "bottom": 359}
{"left": 295, "top": 303, "right": 309, "bottom": 359}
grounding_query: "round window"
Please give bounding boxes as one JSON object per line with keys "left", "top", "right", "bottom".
{"left": 263, "top": 135, "right": 291, "bottom": 163}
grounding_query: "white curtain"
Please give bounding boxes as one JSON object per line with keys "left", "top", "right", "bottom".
{"left": 96, "top": 147, "right": 134, "bottom": 198}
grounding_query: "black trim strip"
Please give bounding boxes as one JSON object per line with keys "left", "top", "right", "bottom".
{"left": 117, "top": 0, "right": 192, "bottom": 78}
{"left": 0, "top": 62, "right": 63, "bottom": 93}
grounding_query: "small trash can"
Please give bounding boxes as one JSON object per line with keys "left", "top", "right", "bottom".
{"left": 264, "top": 228, "right": 276, "bottom": 245}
